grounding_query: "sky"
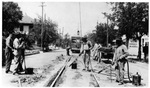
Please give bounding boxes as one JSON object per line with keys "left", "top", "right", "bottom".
{"left": 17, "top": 2, "right": 112, "bottom": 36}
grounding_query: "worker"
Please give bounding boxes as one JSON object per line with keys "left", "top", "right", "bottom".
{"left": 79, "top": 36, "right": 92, "bottom": 72}
{"left": 5, "top": 33, "right": 14, "bottom": 73}
{"left": 112, "top": 38, "right": 129, "bottom": 85}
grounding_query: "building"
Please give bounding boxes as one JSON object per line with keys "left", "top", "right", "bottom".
{"left": 14, "top": 14, "right": 34, "bottom": 35}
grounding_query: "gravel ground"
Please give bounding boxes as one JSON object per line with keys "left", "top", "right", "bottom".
{"left": 2, "top": 49, "right": 69, "bottom": 87}
{"left": 2, "top": 50, "right": 148, "bottom": 87}
{"left": 56, "top": 55, "right": 148, "bottom": 87}
{"left": 8, "top": 55, "right": 66, "bottom": 87}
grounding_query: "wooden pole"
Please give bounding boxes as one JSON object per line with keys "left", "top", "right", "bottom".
{"left": 107, "top": 17, "right": 109, "bottom": 47}
{"left": 79, "top": 2, "right": 82, "bottom": 37}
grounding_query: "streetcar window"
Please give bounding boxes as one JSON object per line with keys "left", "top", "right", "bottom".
{"left": 72, "top": 39, "right": 76, "bottom": 43}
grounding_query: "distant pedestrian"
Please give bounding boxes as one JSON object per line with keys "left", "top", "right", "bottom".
{"left": 143, "top": 43, "right": 148, "bottom": 62}
{"left": 112, "top": 38, "right": 129, "bottom": 85}
{"left": 66, "top": 43, "right": 70, "bottom": 56}
{"left": 79, "top": 36, "right": 92, "bottom": 72}
{"left": 13, "top": 34, "right": 25, "bottom": 75}
{"left": 5, "top": 33, "right": 14, "bottom": 73}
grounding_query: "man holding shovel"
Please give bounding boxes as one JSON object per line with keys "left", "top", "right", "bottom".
{"left": 78, "top": 36, "right": 93, "bottom": 72}
{"left": 112, "top": 38, "right": 129, "bottom": 85}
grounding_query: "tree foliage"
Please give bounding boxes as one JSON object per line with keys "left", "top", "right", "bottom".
{"left": 87, "top": 22, "right": 117, "bottom": 46}
{"left": 87, "top": 32, "right": 97, "bottom": 45}
{"left": 96, "top": 23, "right": 117, "bottom": 46}
{"left": 3, "top": 2, "right": 23, "bottom": 33}
{"left": 29, "top": 17, "right": 60, "bottom": 47}
{"left": 109, "top": 2, "right": 149, "bottom": 60}
{"left": 110, "top": 2, "right": 148, "bottom": 41}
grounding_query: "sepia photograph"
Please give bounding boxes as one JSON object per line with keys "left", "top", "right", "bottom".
{"left": 1, "top": 0, "right": 149, "bottom": 87}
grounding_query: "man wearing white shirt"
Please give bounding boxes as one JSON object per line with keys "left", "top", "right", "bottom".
{"left": 13, "top": 34, "right": 24, "bottom": 75}
{"left": 112, "top": 38, "right": 129, "bottom": 85}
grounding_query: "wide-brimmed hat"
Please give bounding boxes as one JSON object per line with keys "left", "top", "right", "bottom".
{"left": 82, "top": 35, "right": 87, "bottom": 42}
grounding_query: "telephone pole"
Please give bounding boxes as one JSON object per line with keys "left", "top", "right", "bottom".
{"left": 79, "top": 2, "right": 82, "bottom": 37}
{"left": 40, "top": 2, "right": 46, "bottom": 51}
{"left": 106, "top": 17, "right": 109, "bottom": 47}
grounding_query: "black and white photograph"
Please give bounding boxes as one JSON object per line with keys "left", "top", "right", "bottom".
{"left": 1, "top": 0, "right": 149, "bottom": 87}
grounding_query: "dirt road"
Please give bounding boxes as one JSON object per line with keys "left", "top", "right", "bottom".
{"left": 1, "top": 49, "right": 149, "bottom": 87}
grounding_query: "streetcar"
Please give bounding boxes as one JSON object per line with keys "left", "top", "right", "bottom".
{"left": 71, "top": 36, "right": 82, "bottom": 53}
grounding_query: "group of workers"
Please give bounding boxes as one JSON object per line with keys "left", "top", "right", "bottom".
{"left": 5, "top": 33, "right": 26, "bottom": 75}
{"left": 5, "top": 32, "right": 129, "bottom": 84}
{"left": 73, "top": 36, "right": 129, "bottom": 85}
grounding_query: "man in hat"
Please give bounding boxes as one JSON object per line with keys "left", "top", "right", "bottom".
{"left": 5, "top": 33, "right": 15, "bottom": 73}
{"left": 79, "top": 36, "right": 92, "bottom": 71}
{"left": 112, "top": 38, "right": 129, "bottom": 85}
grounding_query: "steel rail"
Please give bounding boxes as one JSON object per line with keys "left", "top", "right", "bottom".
{"left": 48, "top": 56, "right": 72, "bottom": 87}
{"left": 49, "top": 65, "right": 66, "bottom": 87}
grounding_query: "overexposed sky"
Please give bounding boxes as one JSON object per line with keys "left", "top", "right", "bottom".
{"left": 17, "top": 2, "right": 112, "bottom": 36}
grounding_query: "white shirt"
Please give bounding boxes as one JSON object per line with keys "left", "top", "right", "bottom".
{"left": 6, "top": 36, "right": 13, "bottom": 49}
{"left": 80, "top": 41, "right": 92, "bottom": 52}
{"left": 113, "top": 44, "right": 128, "bottom": 62}
{"left": 13, "top": 38, "right": 20, "bottom": 49}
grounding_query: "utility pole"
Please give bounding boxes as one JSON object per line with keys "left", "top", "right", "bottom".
{"left": 79, "top": 2, "right": 82, "bottom": 37}
{"left": 40, "top": 2, "right": 46, "bottom": 51}
{"left": 106, "top": 17, "right": 109, "bottom": 47}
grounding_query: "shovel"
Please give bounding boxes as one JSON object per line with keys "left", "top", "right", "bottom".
{"left": 98, "top": 64, "right": 112, "bottom": 73}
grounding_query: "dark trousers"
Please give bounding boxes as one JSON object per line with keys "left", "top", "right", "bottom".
{"left": 18, "top": 49, "right": 25, "bottom": 71}
{"left": 144, "top": 53, "right": 148, "bottom": 61}
{"left": 13, "top": 49, "right": 25, "bottom": 73}
{"left": 115, "top": 59, "right": 126, "bottom": 82}
{"left": 66, "top": 49, "right": 70, "bottom": 56}
{"left": 5, "top": 49, "right": 13, "bottom": 72}
{"left": 83, "top": 50, "right": 91, "bottom": 70}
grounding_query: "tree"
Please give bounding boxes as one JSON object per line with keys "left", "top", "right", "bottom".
{"left": 101, "top": 12, "right": 119, "bottom": 46}
{"left": 95, "top": 22, "right": 117, "bottom": 46}
{"left": 62, "top": 33, "right": 71, "bottom": 48}
{"left": 132, "top": 3, "right": 148, "bottom": 60}
{"left": 3, "top": 2, "right": 23, "bottom": 33}
{"left": 30, "top": 17, "right": 60, "bottom": 48}
{"left": 109, "top": 2, "right": 149, "bottom": 60}
{"left": 87, "top": 32, "right": 97, "bottom": 45}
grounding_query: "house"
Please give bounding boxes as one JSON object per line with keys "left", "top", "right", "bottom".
{"left": 14, "top": 14, "right": 34, "bottom": 35}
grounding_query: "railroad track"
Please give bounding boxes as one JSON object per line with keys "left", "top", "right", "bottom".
{"left": 44, "top": 55, "right": 72, "bottom": 87}
{"left": 44, "top": 55, "right": 100, "bottom": 87}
